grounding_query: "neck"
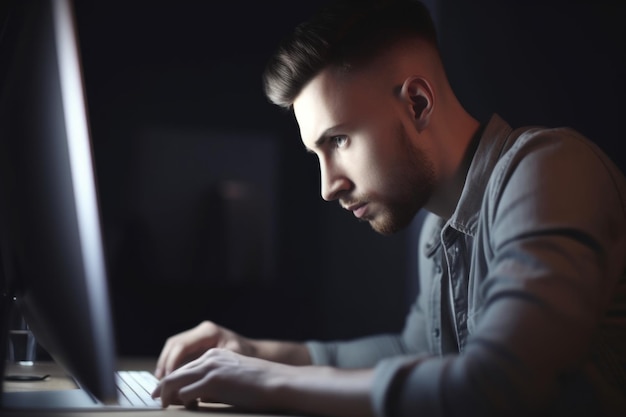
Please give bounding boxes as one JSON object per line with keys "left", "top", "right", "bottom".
{"left": 425, "top": 97, "right": 480, "bottom": 219}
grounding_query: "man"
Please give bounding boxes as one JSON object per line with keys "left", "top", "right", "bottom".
{"left": 152, "top": 1, "right": 626, "bottom": 415}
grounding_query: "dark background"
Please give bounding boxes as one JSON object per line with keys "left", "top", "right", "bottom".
{"left": 64, "top": 0, "right": 624, "bottom": 356}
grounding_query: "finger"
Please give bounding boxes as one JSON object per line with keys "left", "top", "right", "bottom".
{"left": 184, "top": 399, "right": 200, "bottom": 410}
{"left": 154, "top": 344, "right": 169, "bottom": 378}
{"left": 155, "top": 338, "right": 177, "bottom": 379}
{"left": 178, "top": 376, "right": 218, "bottom": 407}
{"left": 161, "top": 327, "right": 220, "bottom": 377}
{"left": 156, "top": 331, "right": 200, "bottom": 378}
{"left": 156, "top": 354, "right": 206, "bottom": 393}
{"left": 151, "top": 383, "right": 161, "bottom": 399}
{"left": 154, "top": 368, "right": 206, "bottom": 408}
{"left": 154, "top": 353, "right": 168, "bottom": 379}
{"left": 159, "top": 336, "right": 199, "bottom": 378}
{"left": 151, "top": 383, "right": 185, "bottom": 407}
{"left": 162, "top": 342, "right": 188, "bottom": 377}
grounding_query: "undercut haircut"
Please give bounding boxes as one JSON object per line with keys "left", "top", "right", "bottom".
{"left": 263, "top": 0, "right": 438, "bottom": 109}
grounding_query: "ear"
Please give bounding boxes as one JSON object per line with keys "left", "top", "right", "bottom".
{"left": 399, "top": 76, "right": 434, "bottom": 132}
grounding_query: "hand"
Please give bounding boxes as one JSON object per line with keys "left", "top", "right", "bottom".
{"left": 152, "top": 348, "right": 296, "bottom": 410}
{"left": 151, "top": 348, "right": 375, "bottom": 417}
{"left": 154, "top": 321, "right": 254, "bottom": 379}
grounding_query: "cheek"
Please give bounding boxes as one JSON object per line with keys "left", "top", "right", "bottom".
{"left": 351, "top": 147, "right": 397, "bottom": 196}
{"left": 347, "top": 119, "right": 405, "bottom": 195}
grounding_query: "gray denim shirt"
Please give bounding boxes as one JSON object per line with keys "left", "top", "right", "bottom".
{"left": 307, "top": 114, "right": 626, "bottom": 416}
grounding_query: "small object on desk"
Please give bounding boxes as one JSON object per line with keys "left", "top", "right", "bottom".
{"left": 4, "top": 374, "right": 51, "bottom": 382}
{"left": 6, "top": 310, "right": 38, "bottom": 366}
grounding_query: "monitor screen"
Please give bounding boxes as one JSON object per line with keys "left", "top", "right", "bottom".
{"left": 0, "top": 0, "right": 118, "bottom": 406}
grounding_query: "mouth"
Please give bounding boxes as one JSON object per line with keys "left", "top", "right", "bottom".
{"left": 344, "top": 202, "right": 368, "bottom": 219}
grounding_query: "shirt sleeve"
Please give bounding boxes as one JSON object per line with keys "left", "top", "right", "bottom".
{"left": 306, "top": 299, "right": 431, "bottom": 368}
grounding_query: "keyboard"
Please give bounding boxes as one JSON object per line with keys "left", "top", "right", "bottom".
{"left": 115, "top": 370, "right": 162, "bottom": 408}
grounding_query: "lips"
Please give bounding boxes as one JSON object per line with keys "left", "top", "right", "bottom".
{"left": 344, "top": 202, "right": 367, "bottom": 219}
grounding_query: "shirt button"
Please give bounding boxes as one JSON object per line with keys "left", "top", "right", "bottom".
{"left": 435, "top": 264, "right": 442, "bottom": 274}
{"left": 433, "top": 328, "right": 440, "bottom": 338}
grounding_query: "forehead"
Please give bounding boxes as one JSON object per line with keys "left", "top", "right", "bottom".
{"left": 293, "top": 67, "right": 390, "bottom": 149}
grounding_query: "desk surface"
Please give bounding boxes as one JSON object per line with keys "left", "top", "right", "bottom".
{"left": 1, "top": 358, "right": 303, "bottom": 417}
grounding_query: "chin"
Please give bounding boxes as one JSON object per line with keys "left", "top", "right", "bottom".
{"left": 369, "top": 207, "right": 418, "bottom": 235}
{"left": 369, "top": 218, "right": 406, "bottom": 235}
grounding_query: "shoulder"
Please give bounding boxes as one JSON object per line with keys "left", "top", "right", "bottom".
{"left": 482, "top": 123, "right": 626, "bottom": 249}
{"left": 492, "top": 125, "right": 625, "bottom": 201}
{"left": 504, "top": 125, "right": 604, "bottom": 168}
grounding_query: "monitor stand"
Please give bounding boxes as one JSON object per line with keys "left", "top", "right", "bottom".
{"left": 1, "top": 389, "right": 101, "bottom": 410}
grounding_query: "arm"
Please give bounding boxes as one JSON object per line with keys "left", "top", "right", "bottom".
{"left": 251, "top": 339, "right": 312, "bottom": 365}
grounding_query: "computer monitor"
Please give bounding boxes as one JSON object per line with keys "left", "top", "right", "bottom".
{"left": 0, "top": 0, "right": 119, "bottom": 407}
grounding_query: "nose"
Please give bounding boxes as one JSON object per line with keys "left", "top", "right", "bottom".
{"left": 320, "top": 158, "right": 350, "bottom": 201}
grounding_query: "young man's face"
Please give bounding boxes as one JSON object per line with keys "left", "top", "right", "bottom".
{"left": 293, "top": 67, "right": 435, "bottom": 235}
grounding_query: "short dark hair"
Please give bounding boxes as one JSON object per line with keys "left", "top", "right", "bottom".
{"left": 262, "top": 0, "right": 438, "bottom": 109}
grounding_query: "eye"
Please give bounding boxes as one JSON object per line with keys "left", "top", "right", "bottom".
{"left": 331, "top": 135, "right": 348, "bottom": 149}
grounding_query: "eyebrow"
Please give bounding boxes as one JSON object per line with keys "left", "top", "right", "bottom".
{"left": 305, "top": 125, "right": 345, "bottom": 154}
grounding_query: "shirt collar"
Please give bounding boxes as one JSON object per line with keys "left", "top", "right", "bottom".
{"left": 446, "top": 113, "right": 513, "bottom": 237}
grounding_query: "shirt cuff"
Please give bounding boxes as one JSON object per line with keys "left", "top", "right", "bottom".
{"left": 371, "top": 354, "right": 443, "bottom": 417}
{"left": 305, "top": 340, "right": 336, "bottom": 366}
{"left": 371, "top": 355, "right": 419, "bottom": 417}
